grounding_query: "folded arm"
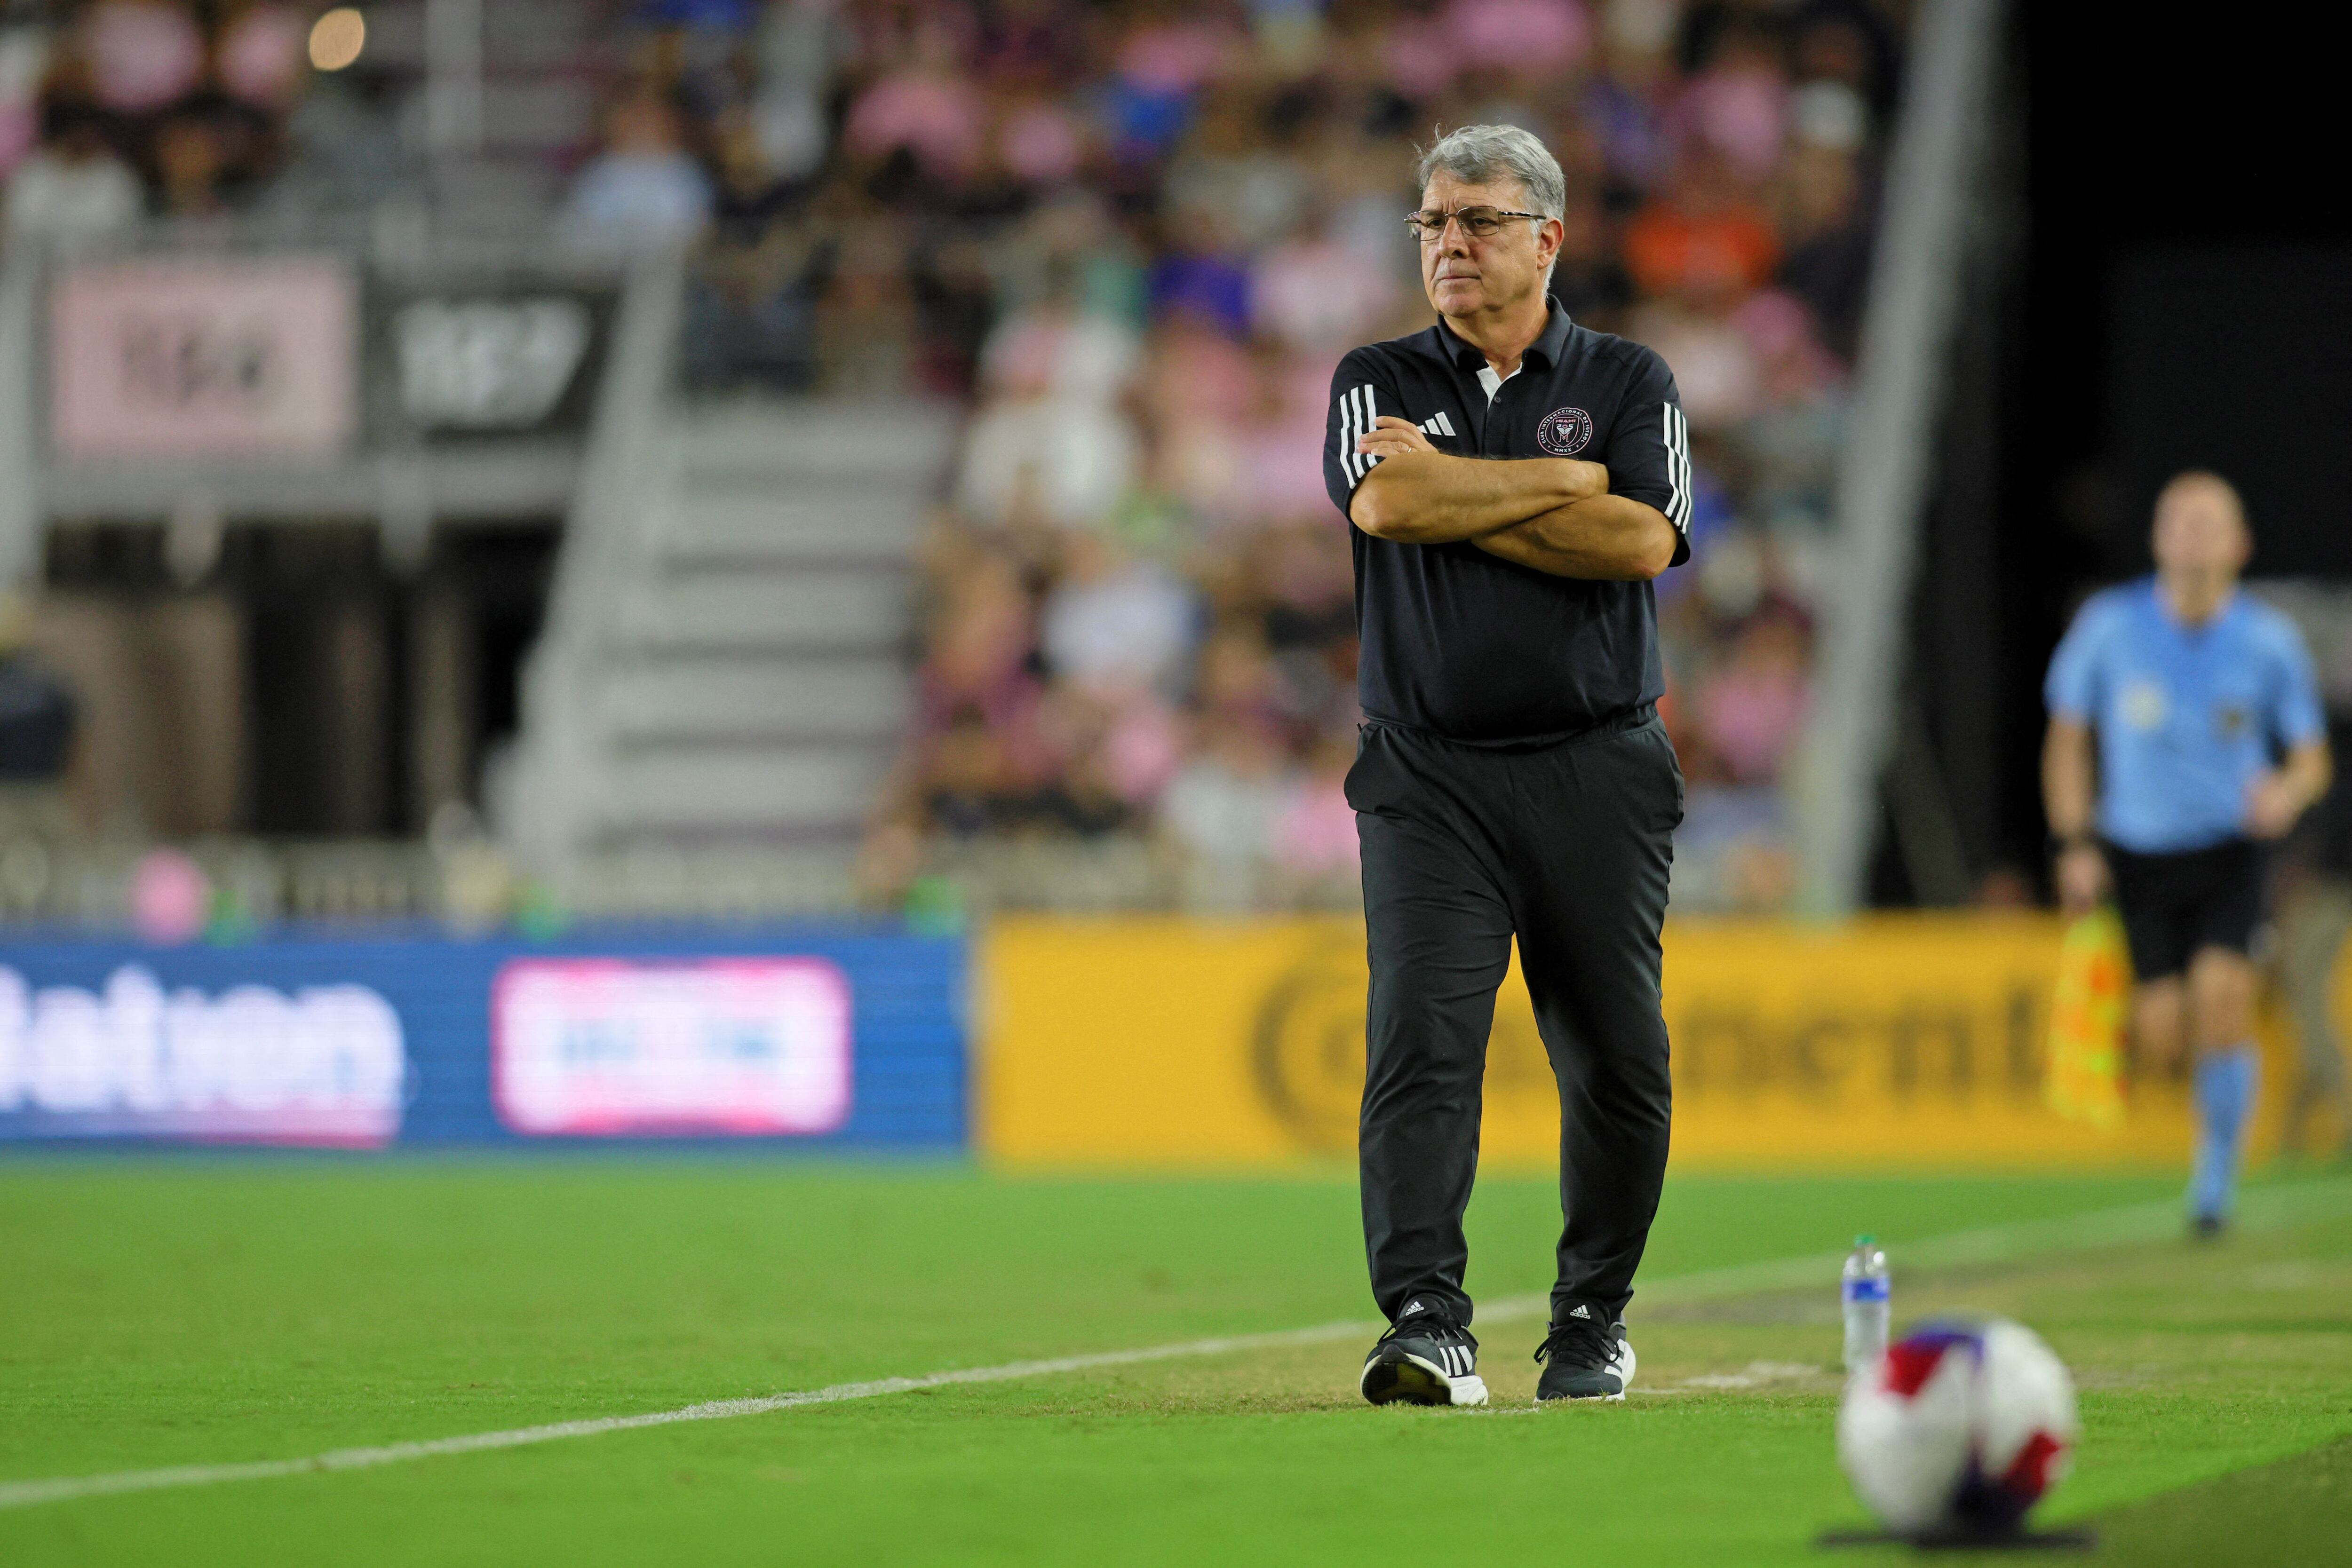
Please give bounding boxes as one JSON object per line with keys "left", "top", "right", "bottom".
{"left": 1473, "top": 495, "right": 1680, "bottom": 581}
{"left": 1348, "top": 414, "right": 1676, "bottom": 578}
{"left": 1348, "top": 418, "right": 1607, "bottom": 543}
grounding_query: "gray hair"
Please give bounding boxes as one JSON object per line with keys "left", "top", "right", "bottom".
{"left": 1415, "top": 124, "right": 1567, "bottom": 221}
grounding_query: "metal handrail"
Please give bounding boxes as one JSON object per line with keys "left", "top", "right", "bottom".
{"left": 1791, "top": 0, "right": 2007, "bottom": 916}
{"left": 0, "top": 250, "right": 42, "bottom": 590}
{"left": 509, "top": 247, "right": 687, "bottom": 882}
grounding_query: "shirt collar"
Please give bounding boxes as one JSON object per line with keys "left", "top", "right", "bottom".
{"left": 1429, "top": 301, "right": 1573, "bottom": 377}
{"left": 2147, "top": 574, "right": 2239, "bottom": 634}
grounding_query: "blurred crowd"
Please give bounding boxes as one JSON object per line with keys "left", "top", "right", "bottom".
{"left": 0, "top": 0, "right": 331, "bottom": 245}
{"left": 796, "top": 0, "right": 1905, "bottom": 911}
{"left": 0, "top": 0, "right": 1906, "bottom": 912}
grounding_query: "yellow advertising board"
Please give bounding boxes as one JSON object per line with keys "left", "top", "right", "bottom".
{"left": 979, "top": 914, "right": 2303, "bottom": 1170}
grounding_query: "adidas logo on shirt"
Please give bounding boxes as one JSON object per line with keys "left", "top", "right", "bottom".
{"left": 1418, "top": 412, "right": 1456, "bottom": 437}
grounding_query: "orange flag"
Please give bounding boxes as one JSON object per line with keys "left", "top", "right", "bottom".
{"left": 2046, "top": 906, "right": 2130, "bottom": 1129}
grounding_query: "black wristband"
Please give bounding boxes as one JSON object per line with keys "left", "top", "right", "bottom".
{"left": 2050, "top": 833, "right": 2095, "bottom": 857}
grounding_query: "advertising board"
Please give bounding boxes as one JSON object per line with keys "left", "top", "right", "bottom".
{"left": 390, "top": 295, "right": 602, "bottom": 433}
{"left": 0, "top": 930, "right": 963, "bottom": 1149}
{"left": 980, "top": 915, "right": 2309, "bottom": 1170}
{"left": 0, "top": 963, "right": 403, "bottom": 1147}
{"left": 491, "top": 957, "right": 853, "bottom": 1137}
{"left": 49, "top": 257, "right": 359, "bottom": 458}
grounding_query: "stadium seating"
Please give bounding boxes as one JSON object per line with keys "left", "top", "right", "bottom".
{"left": 0, "top": 0, "right": 1911, "bottom": 924}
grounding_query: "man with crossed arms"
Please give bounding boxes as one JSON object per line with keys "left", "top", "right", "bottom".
{"left": 1323, "top": 124, "right": 1692, "bottom": 1406}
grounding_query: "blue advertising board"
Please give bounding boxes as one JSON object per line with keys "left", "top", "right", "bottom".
{"left": 0, "top": 928, "right": 966, "bottom": 1150}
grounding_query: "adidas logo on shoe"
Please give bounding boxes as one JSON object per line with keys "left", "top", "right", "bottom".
{"left": 1360, "top": 1303, "right": 1487, "bottom": 1408}
{"left": 1535, "top": 1307, "right": 1636, "bottom": 1403}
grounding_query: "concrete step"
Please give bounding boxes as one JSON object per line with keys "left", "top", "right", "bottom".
{"left": 599, "top": 744, "right": 892, "bottom": 834}
{"left": 615, "top": 569, "right": 907, "bottom": 651}
{"left": 596, "top": 657, "right": 910, "bottom": 741}
{"left": 674, "top": 400, "right": 961, "bottom": 480}
{"left": 665, "top": 487, "right": 928, "bottom": 561}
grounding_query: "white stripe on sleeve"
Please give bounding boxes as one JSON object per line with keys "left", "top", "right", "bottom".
{"left": 1677, "top": 404, "right": 1692, "bottom": 529}
{"left": 1662, "top": 403, "right": 1692, "bottom": 533}
{"left": 1352, "top": 385, "right": 1370, "bottom": 483}
{"left": 1340, "top": 383, "right": 1383, "bottom": 487}
{"left": 1345, "top": 385, "right": 1364, "bottom": 484}
{"left": 1662, "top": 403, "right": 1678, "bottom": 530}
{"left": 1347, "top": 385, "right": 1366, "bottom": 483}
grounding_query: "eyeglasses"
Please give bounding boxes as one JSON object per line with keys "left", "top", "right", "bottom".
{"left": 1404, "top": 206, "right": 1547, "bottom": 242}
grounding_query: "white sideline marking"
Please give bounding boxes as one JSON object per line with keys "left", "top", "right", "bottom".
{"left": 1672, "top": 1360, "right": 1824, "bottom": 1392}
{"left": 0, "top": 1322, "right": 1372, "bottom": 1513}
{"left": 4, "top": 1175, "right": 2346, "bottom": 1513}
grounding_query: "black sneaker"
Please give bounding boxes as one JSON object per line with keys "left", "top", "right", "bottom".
{"left": 1360, "top": 1299, "right": 1488, "bottom": 1407}
{"left": 1534, "top": 1303, "right": 1636, "bottom": 1402}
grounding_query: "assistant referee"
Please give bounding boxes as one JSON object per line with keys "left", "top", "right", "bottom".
{"left": 2043, "top": 472, "right": 2330, "bottom": 1234}
{"left": 1324, "top": 125, "right": 1692, "bottom": 1407}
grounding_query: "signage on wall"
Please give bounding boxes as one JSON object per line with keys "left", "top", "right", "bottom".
{"left": 491, "top": 957, "right": 855, "bottom": 1138}
{"left": 0, "top": 935, "right": 957, "bottom": 1150}
{"left": 981, "top": 916, "right": 2245, "bottom": 1169}
{"left": 48, "top": 256, "right": 359, "bottom": 458}
{"left": 394, "top": 297, "right": 594, "bottom": 429}
{"left": 0, "top": 964, "right": 406, "bottom": 1146}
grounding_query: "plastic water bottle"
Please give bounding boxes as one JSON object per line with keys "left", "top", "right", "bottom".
{"left": 1841, "top": 1235, "right": 1890, "bottom": 1376}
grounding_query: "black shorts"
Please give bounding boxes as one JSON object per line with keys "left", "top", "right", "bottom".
{"left": 2104, "top": 838, "right": 2266, "bottom": 981}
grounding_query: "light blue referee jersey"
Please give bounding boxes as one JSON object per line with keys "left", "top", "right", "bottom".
{"left": 2044, "top": 578, "right": 2325, "bottom": 854}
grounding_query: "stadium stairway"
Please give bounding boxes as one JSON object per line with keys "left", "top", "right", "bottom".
{"left": 511, "top": 300, "right": 956, "bottom": 913}
{"left": 596, "top": 403, "right": 942, "bottom": 847}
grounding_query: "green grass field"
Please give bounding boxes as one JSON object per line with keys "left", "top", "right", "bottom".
{"left": 2, "top": 1160, "right": 2348, "bottom": 1566}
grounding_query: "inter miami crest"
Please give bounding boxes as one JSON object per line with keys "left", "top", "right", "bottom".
{"left": 1537, "top": 405, "right": 1594, "bottom": 455}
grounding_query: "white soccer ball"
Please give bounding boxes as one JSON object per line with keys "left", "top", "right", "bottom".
{"left": 1836, "top": 1317, "right": 2079, "bottom": 1536}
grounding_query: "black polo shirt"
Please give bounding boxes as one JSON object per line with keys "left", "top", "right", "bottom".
{"left": 1322, "top": 305, "right": 1692, "bottom": 744}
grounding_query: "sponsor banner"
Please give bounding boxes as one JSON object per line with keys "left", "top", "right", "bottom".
{"left": 492, "top": 958, "right": 853, "bottom": 1137}
{"left": 49, "top": 256, "right": 359, "bottom": 458}
{"left": 980, "top": 915, "right": 2306, "bottom": 1170}
{"left": 0, "top": 931, "right": 962, "bottom": 1149}
{"left": 0, "top": 964, "right": 404, "bottom": 1147}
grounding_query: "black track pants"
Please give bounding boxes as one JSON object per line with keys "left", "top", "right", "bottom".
{"left": 1348, "top": 713, "right": 1681, "bottom": 1328}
